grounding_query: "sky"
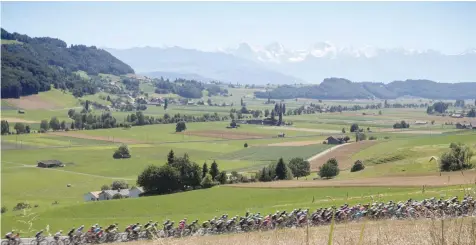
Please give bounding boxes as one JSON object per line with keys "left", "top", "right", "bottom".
{"left": 1, "top": 1, "right": 475, "bottom": 54}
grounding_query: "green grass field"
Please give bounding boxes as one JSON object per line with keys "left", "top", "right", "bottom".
{"left": 2, "top": 89, "right": 476, "bottom": 236}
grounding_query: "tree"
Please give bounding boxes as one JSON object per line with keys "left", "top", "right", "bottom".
{"left": 207, "top": 98, "right": 212, "bottom": 106}
{"left": 439, "top": 143, "right": 473, "bottom": 172}
{"left": 14, "top": 122, "right": 26, "bottom": 134}
{"left": 100, "top": 184, "right": 110, "bottom": 191}
{"left": 318, "top": 158, "right": 340, "bottom": 179}
{"left": 49, "top": 116, "right": 61, "bottom": 131}
{"left": 378, "top": 110, "right": 382, "bottom": 115}
{"left": 350, "top": 160, "right": 365, "bottom": 172}
{"left": 68, "top": 109, "right": 75, "bottom": 118}
{"left": 217, "top": 171, "right": 228, "bottom": 184}
{"left": 244, "top": 143, "right": 248, "bottom": 148}
{"left": 40, "top": 120, "right": 49, "bottom": 132}
{"left": 201, "top": 173, "right": 215, "bottom": 188}
{"left": 341, "top": 128, "right": 346, "bottom": 134}
{"left": 164, "top": 98, "right": 168, "bottom": 110}
{"left": 209, "top": 160, "right": 219, "bottom": 180}
{"left": 1, "top": 206, "right": 7, "bottom": 214}
{"left": 176, "top": 121, "right": 186, "bottom": 132}
{"left": 113, "top": 144, "right": 131, "bottom": 159}
{"left": 432, "top": 102, "right": 449, "bottom": 114}
{"left": 25, "top": 125, "right": 30, "bottom": 133}
{"left": 258, "top": 167, "right": 272, "bottom": 182}
{"left": 202, "top": 163, "right": 208, "bottom": 178}
{"left": 467, "top": 108, "right": 476, "bottom": 117}
{"left": 264, "top": 109, "right": 270, "bottom": 117}
{"left": 112, "top": 193, "right": 123, "bottom": 199}
{"left": 240, "top": 98, "right": 243, "bottom": 106}
{"left": 288, "top": 157, "right": 310, "bottom": 179}
{"left": 85, "top": 100, "right": 90, "bottom": 111}
{"left": 1, "top": 120, "right": 9, "bottom": 135}
{"left": 137, "top": 165, "right": 181, "bottom": 194}
{"left": 230, "top": 120, "right": 237, "bottom": 128}
{"left": 271, "top": 110, "right": 275, "bottom": 120}
{"left": 111, "top": 180, "right": 128, "bottom": 190}
{"left": 355, "top": 132, "right": 367, "bottom": 142}
{"left": 275, "top": 157, "right": 288, "bottom": 180}
{"left": 343, "top": 136, "right": 350, "bottom": 142}
{"left": 350, "top": 123, "right": 359, "bottom": 132}
{"left": 169, "top": 154, "right": 202, "bottom": 190}
{"left": 60, "top": 120, "right": 66, "bottom": 130}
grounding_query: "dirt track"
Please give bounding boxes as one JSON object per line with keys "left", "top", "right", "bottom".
{"left": 261, "top": 126, "right": 340, "bottom": 134}
{"left": 230, "top": 170, "right": 476, "bottom": 188}
{"left": 49, "top": 132, "right": 145, "bottom": 144}
{"left": 181, "top": 130, "right": 268, "bottom": 140}
{"left": 309, "top": 141, "right": 378, "bottom": 171}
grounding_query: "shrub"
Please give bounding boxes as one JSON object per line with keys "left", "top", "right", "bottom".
{"left": 216, "top": 171, "right": 228, "bottom": 184}
{"left": 201, "top": 173, "right": 216, "bottom": 188}
{"left": 318, "top": 158, "right": 340, "bottom": 179}
{"left": 440, "top": 142, "right": 473, "bottom": 172}
{"left": 384, "top": 136, "right": 390, "bottom": 140}
{"left": 100, "top": 184, "right": 110, "bottom": 191}
{"left": 350, "top": 123, "right": 359, "bottom": 133}
{"left": 350, "top": 160, "right": 365, "bottom": 172}
{"left": 176, "top": 121, "right": 187, "bottom": 132}
{"left": 369, "top": 136, "right": 377, "bottom": 140}
{"left": 112, "top": 193, "right": 123, "bottom": 199}
{"left": 13, "top": 202, "right": 31, "bottom": 211}
{"left": 113, "top": 144, "right": 131, "bottom": 159}
{"left": 1, "top": 206, "right": 7, "bottom": 214}
{"left": 393, "top": 120, "right": 410, "bottom": 129}
{"left": 288, "top": 157, "right": 310, "bottom": 179}
{"left": 244, "top": 143, "right": 248, "bottom": 148}
{"left": 356, "top": 132, "right": 367, "bottom": 142}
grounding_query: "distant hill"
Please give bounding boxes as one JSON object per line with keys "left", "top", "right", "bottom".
{"left": 1, "top": 29, "right": 134, "bottom": 98}
{"left": 255, "top": 78, "right": 476, "bottom": 100}
{"left": 106, "top": 46, "right": 303, "bottom": 85}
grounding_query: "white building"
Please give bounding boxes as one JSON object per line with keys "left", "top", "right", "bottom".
{"left": 83, "top": 187, "right": 144, "bottom": 202}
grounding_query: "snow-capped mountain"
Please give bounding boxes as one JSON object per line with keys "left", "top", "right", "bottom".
{"left": 222, "top": 42, "right": 476, "bottom": 83}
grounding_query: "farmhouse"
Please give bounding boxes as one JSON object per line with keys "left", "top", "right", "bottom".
{"left": 456, "top": 121, "right": 476, "bottom": 129}
{"left": 414, "top": 121, "right": 428, "bottom": 125}
{"left": 326, "top": 136, "right": 345, "bottom": 145}
{"left": 83, "top": 187, "right": 144, "bottom": 202}
{"left": 37, "top": 160, "right": 64, "bottom": 168}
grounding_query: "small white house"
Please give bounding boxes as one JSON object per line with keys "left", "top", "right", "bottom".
{"left": 83, "top": 191, "right": 101, "bottom": 202}
{"left": 84, "top": 187, "right": 144, "bottom": 202}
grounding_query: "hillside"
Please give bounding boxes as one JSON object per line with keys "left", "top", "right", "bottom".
{"left": 106, "top": 46, "right": 303, "bottom": 85}
{"left": 1, "top": 29, "right": 134, "bottom": 98}
{"left": 256, "top": 78, "right": 476, "bottom": 100}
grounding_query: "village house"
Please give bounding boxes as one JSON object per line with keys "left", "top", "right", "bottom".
{"left": 450, "top": 113, "right": 464, "bottom": 118}
{"left": 83, "top": 187, "right": 144, "bottom": 202}
{"left": 326, "top": 136, "right": 345, "bottom": 145}
{"left": 37, "top": 160, "right": 64, "bottom": 168}
{"left": 456, "top": 121, "right": 476, "bottom": 129}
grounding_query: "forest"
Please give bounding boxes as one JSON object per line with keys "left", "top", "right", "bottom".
{"left": 1, "top": 28, "right": 134, "bottom": 98}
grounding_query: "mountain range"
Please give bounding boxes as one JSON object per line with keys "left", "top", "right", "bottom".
{"left": 107, "top": 42, "right": 476, "bottom": 85}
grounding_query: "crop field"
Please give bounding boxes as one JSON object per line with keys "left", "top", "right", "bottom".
{"left": 2, "top": 89, "right": 476, "bottom": 237}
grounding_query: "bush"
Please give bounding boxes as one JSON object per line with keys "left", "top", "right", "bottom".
{"left": 393, "top": 120, "right": 410, "bottom": 129}
{"left": 350, "top": 160, "right": 365, "bottom": 172}
{"left": 100, "top": 184, "right": 110, "bottom": 191}
{"left": 439, "top": 142, "right": 473, "bottom": 171}
{"left": 13, "top": 202, "right": 31, "bottom": 211}
{"left": 350, "top": 123, "right": 359, "bottom": 132}
{"left": 113, "top": 144, "right": 131, "bottom": 159}
{"left": 288, "top": 157, "right": 310, "bottom": 179}
{"left": 356, "top": 132, "right": 367, "bottom": 142}
{"left": 244, "top": 143, "right": 248, "bottom": 148}
{"left": 112, "top": 193, "right": 123, "bottom": 199}
{"left": 318, "top": 158, "right": 340, "bottom": 179}
{"left": 216, "top": 171, "right": 228, "bottom": 184}
{"left": 369, "top": 136, "right": 377, "bottom": 140}
{"left": 201, "top": 173, "right": 216, "bottom": 188}
{"left": 176, "top": 121, "right": 187, "bottom": 132}
{"left": 1, "top": 206, "right": 7, "bottom": 214}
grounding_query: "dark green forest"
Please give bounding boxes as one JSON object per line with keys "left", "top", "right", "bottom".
{"left": 1, "top": 28, "right": 134, "bottom": 98}
{"left": 255, "top": 78, "right": 476, "bottom": 100}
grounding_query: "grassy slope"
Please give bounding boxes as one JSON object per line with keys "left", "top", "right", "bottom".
{"left": 2, "top": 184, "right": 471, "bottom": 235}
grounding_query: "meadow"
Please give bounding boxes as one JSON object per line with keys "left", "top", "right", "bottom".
{"left": 2, "top": 88, "right": 476, "bottom": 236}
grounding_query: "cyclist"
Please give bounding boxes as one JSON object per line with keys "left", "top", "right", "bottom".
{"left": 53, "top": 230, "right": 62, "bottom": 242}
{"left": 34, "top": 230, "right": 44, "bottom": 245}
